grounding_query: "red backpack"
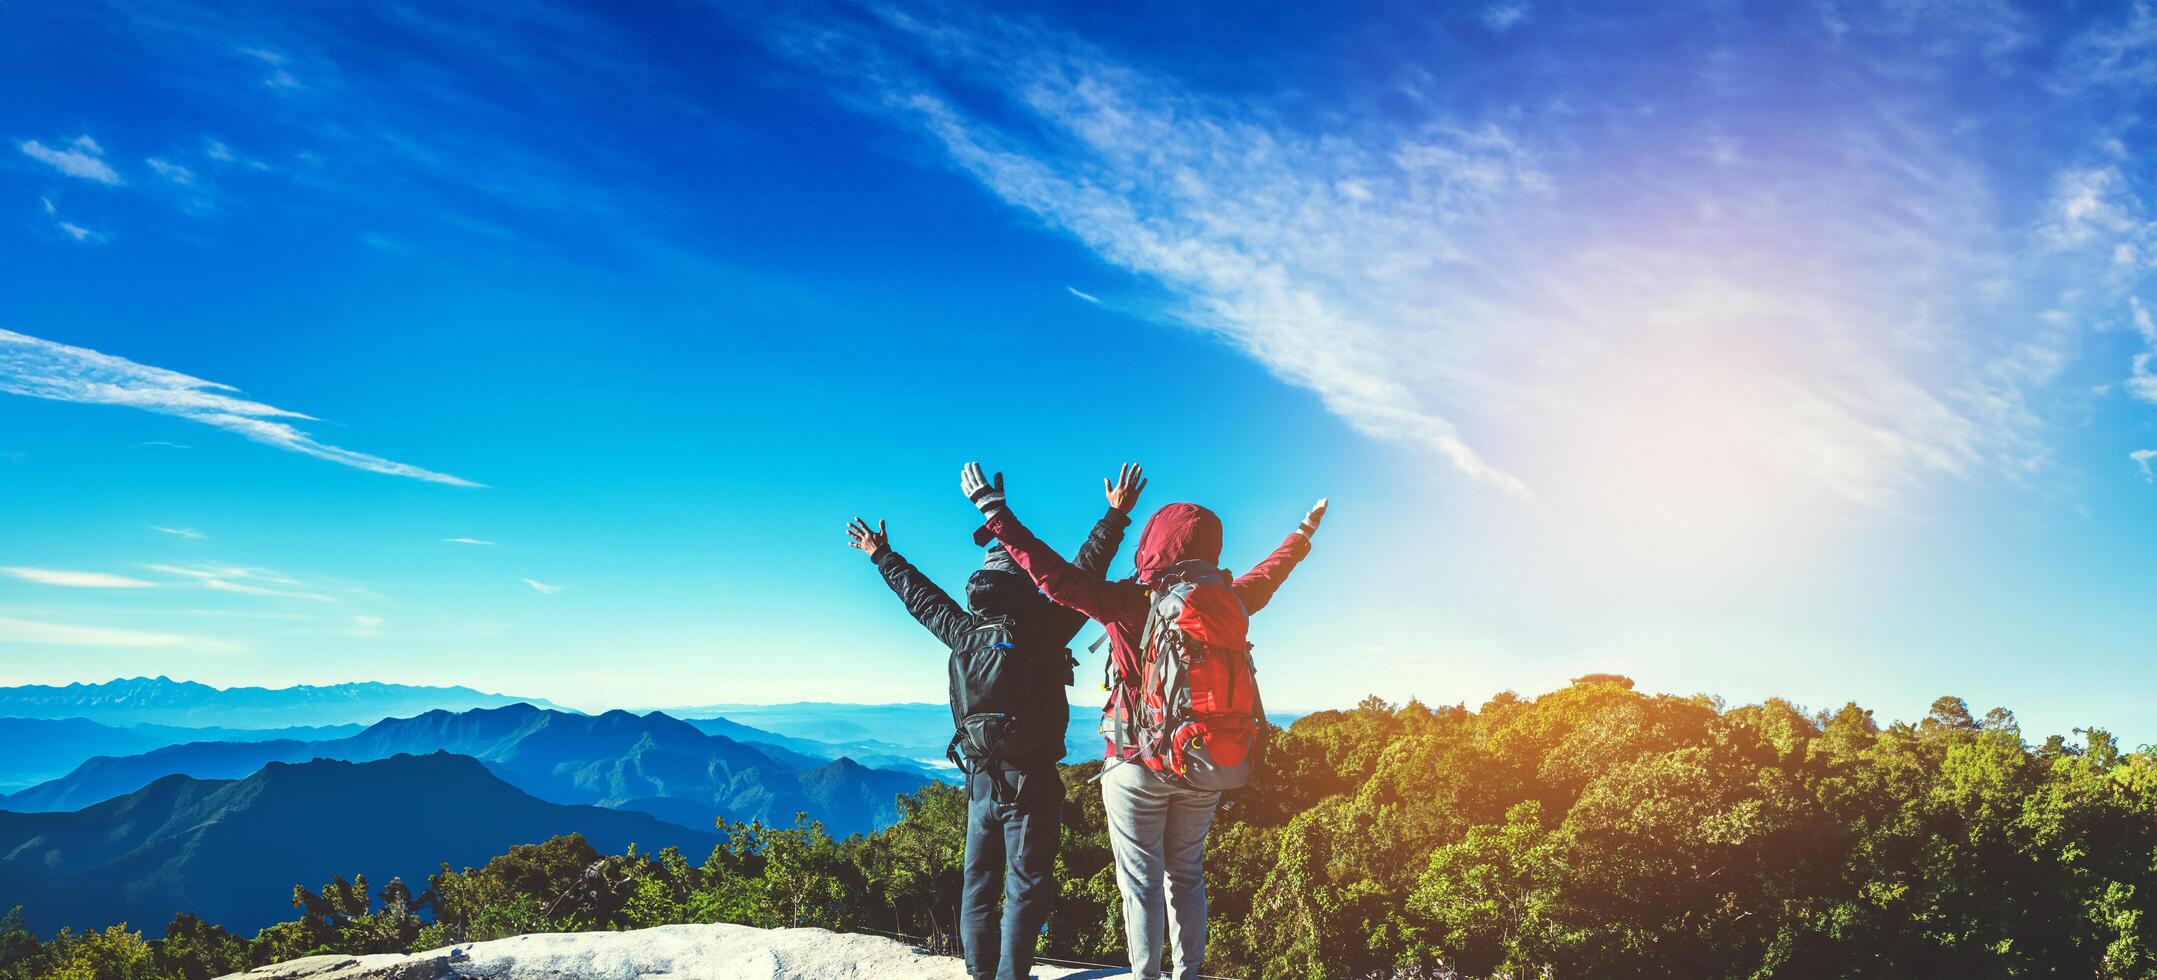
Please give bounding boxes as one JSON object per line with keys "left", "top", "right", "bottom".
{"left": 1112, "top": 558, "right": 1265, "bottom": 791}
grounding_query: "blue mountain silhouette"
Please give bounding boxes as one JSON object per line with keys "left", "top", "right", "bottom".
{"left": 0, "top": 676, "right": 564, "bottom": 727}
{"left": 0, "top": 703, "right": 925, "bottom": 835}
{"left": 0, "top": 752, "right": 718, "bottom": 936}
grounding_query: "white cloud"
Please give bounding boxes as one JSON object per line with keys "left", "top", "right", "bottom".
{"left": 0, "top": 616, "right": 239, "bottom": 652}
{"left": 203, "top": 577, "right": 336, "bottom": 602}
{"left": 765, "top": 4, "right": 2074, "bottom": 516}
{"left": 0, "top": 328, "right": 480, "bottom": 486}
{"left": 444, "top": 537, "right": 498, "bottom": 545}
{"left": 19, "top": 135, "right": 121, "bottom": 185}
{"left": 2132, "top": 352, "right": 2157, "bottom": 404}
{"left": 143, "top": 561, "right": 284, "bottom": 582}
{"left": 782, "top": 13, "right": 1534, "bottom": 494}
{"left": 35, "top": 195, "right": 108, "bottom": 243}
{"left": 0, "top": 567, "right": 156, "bottom": 588}
{"left": 2042, "top": 167, "right": 2146, "bottom": 250}
{"left": 202, "top": 138, "right": 270, "bottom": 171}
{"left": 147, "top": 157, "right": 196, "bottom": 186}
{"left": 239, "top": 46, "right": 302, "bottom": 90}
{"left": 2134, "top": 449, "right": 2156, "bottom": 481}
{"left": 522, "top": 577, "right": 562, "bottom": 594}
{"left": 143, "top": 561, "right": 336, "bottom": 602}
{"left": 150, "top": 525, "right": 205, "bottom": 540}
{"left": 1484, "top": 2, "right": 1530, "bottom": 31}
{"left": 1065, "top": 286, "right": 1100, "bottom": 304}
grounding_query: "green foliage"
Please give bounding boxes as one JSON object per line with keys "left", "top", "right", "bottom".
{"left": 151, "top": 916, "right": 246, "bottom": 980}
{"left": 10, "top": 681, "right": 2155, "bottom": 980}
{"left": 1203, "top": 682, "right": 2157, "bottom": 979}
{"left": 37, "top": 926, "right": 157, "bottom": 980}
{"left": 424, "top": 833, "right": 605, "bottom": 945}
{"left": 0, "top": 908, "right": 39, "bottom": 980}
{"left": 856, "top": 781, "right": 966, "bottom": 941}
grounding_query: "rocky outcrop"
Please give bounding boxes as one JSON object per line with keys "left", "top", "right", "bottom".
{"left": 215, "top": 923, "right": 1116, "bottom": 979}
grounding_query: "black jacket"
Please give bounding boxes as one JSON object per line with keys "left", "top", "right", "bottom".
{"left": 872, "top": 507, "right": 1132, "bottom": 766}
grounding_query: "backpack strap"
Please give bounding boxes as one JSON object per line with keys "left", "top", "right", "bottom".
{"left": 947, "top": 719, "right": 1019, "bottom": 806}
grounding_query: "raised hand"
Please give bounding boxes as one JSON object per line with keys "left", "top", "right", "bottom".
{"left": 1298, "top": 498, "right": 1329, "bottom": 537}
{"left": 960, "top": 461, "right": 1006, "bottom": 513}
{"left": 1104, "top": 462, "right": 1148, "bottom": 514}
{"left": 846, "top": 517, "right": 889, "bottom": 559}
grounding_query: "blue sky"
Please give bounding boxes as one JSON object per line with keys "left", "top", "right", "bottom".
{"left": 2, "top": 0, "right": 2153, "bottom": 743}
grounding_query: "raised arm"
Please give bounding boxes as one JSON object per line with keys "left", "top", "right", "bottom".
{"left": 1072, "top": 462, "right": 1144, "bottom": 576}
{"left": 847, "top": 518, "right": 970, "bottom": 649}
{"left": 962, "top": 463, "right": 1145, "bottom": 626}
{"left": 1233, "top": 498, "right": 1326, "bottom": 615}
{"left": 1043, "top": 463, "right": 1146, "bottom": 643}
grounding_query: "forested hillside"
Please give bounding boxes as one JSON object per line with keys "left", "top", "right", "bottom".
{"left": 5, "top": 677, "right": 2152, "bottom": 979}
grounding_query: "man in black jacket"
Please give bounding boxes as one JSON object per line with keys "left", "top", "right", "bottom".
{"left": 846, "top": 463, "right": 1146, "bottom": 980}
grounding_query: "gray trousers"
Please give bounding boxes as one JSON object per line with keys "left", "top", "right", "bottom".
{"left": 963, "top": 765, "right": 1060, "bottom": 980}
{"left": 1100, "top": 760, "right": 1222, "bottom": 980}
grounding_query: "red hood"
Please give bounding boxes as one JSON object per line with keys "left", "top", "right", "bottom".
{"left": 1134, "top": 502, "right": 1223, "bottom": 582}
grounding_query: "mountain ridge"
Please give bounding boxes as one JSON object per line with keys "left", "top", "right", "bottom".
{"left": 0, "top": 753, "right": 721, "bottom": 936}
{"left": 0, "top": 704, "right": 927, "bottom": 835}
{"left": 0, "top": 676, "right": 569, "bottom": 728}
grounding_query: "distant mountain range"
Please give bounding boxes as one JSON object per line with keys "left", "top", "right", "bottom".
{"left": 0, "top": 703, "right": 927, "bottom": 836}
{"left": 0, "top": 676, "right": 566, "bottom": 727}
{"left": 0, "top": 717, "right": 364, "bottom": 792}
{"left": 0, "top": 753, "right": 719, "bottom": 936}
{"left": 678, "top": 701, "right": 1308, "bottom": 770}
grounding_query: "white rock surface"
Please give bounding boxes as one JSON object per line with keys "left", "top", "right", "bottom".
{"left": 216, "top": 923, "right": 1123, "bottom": 980}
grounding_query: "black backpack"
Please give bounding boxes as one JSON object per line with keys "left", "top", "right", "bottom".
{"left": 945, "top": 616, "right": 1075, "bottom": 803}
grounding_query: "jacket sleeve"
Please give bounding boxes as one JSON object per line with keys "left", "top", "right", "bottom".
{"left": 1045, "top": 508, "right": 1134, "bottom": 644}
{"left": 871, "top": 549, "right": 972, "bottom": 649}
{"left": 981, "top": 505, "right": 1145, "bottom": 626}
{"left": 1071, "top": 508, "right": 1132, "bottom": 578}
{"left": 1233, "top": 531, "right": 1314, "bottom": 615}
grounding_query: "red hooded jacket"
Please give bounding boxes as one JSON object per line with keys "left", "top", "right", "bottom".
{"left": 979, "top": 501, "right": 1313, "bottom": 761}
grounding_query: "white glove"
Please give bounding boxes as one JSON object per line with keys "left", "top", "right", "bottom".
{"left": 960, "top": 462, "right": 1006, "bottom": 514}
{"left": 1297, "top": 498, "right": 1328, "bottom": 537}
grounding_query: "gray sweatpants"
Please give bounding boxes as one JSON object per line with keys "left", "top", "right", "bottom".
{"left": 1100, "top": 760, "right": 1222, "bottom": 980}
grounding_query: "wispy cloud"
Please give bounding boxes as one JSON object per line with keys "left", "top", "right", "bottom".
{"left": 0, "top": 567, "right": 156, "bottom": 588}
{"left": 1484, "top": 3, "right": 1531, "bottom": 32}
{"left": 444, "top": 537, "right": 498, "bottom": 546}
{"left": 150, "top": 525, "right": 205, "bottom": 540}
{"left": 0, "top": 615, "right": 240, "bottom": 652}
{"left": 143, "top": 561, "right": 299, "bottom": 585}
{"left": 19, "top": 135, "right": 122, "bottom": 185}
{"left": 36, "top": 195, "right": 108, "bottom": 244}
{"left": 2135, "top": 449, "right": 2156, "bottom": 482}
{"left": 0, "top": 328, "right": 480, "bottom": 486}
{"left": 143, "top": 561, "right": 337, "bottom": 602}
{"left": 135, "top": 440, "right": 193, "bottom": 450}
{"left": 522, "top": 577, "right": 562, "bottom": 594}
{"left": 203, "top": 577, "right": 334, "bottom": 602}
{"left": 202, "top": 138, "right": 270, "bottom": 172}
{"left": 1065, "top": 286, "right": 1101, "bottom": 304}
{"left": 760, "top": 2, "right": 2121, "bottom": 527}
{"left": 238, "top": 46, "right": 302, "bottom": 90}
{"left": 770, "top": 6, "right": 1534, "bottom": 494}
{"left": 146, "top": 157, "right": 196, "bottom": 186}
